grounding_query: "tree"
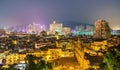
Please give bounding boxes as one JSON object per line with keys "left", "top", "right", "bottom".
{"left": 25, "top": 55, "right": 53, "bottom": 70}
{"left": 26, "top": 55, "right": 36, "bottom": 70}
{"left": 47, "top": 62, "right": 53, "bottom": 70}
{"left": 101, "top": 47, "right": 120, "bottom": 70}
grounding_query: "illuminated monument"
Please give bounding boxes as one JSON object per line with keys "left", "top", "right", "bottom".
{"left": 93, "top": 19, "right": 111, "bottom": 39}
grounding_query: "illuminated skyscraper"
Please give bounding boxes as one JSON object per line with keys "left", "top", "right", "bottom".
{"left": 93, "top": 19, "right": 111, "bottom": 39}
{"left": 27, "top": 22, "right": 45, "bottom": 34}
{"left": 85, "top": 25, "right": 93, "bottom": 35}
{"left": 75, "top": 25, "right": 84, "bottom": 32}
{"left": 75, "top": 25, "right": 84, "bottom": 35}
{"left": 49, "top": 21, "right": 63, "bottom": 35}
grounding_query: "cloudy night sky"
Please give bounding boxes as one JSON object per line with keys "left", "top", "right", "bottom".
{"left": 0, "top": 0, "right": 120, "bottom": 30}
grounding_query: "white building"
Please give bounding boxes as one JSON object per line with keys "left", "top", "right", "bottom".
{"left": 49, "top": 21, "right": 63, "bottom": 35}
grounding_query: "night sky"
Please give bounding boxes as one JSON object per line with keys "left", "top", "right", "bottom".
{"left": 0, "top": 0, "right": 120, "bottom": 30}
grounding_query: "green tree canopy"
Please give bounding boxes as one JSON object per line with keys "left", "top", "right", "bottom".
{"left": 25, "top": 55, "right": 53, "bottom": 70}
{"left": 101, "top": 47, "right": 120, "bottom": 70}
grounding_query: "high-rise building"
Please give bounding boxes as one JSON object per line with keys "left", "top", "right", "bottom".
{"left": 75, "top": 25, "right": 84, "bottom": 32}
{"left": 74, "top": 25, "right": 84, "bottom": 35}
{"left": 27, "top": 24, "right": 33, "bottom": 34}
{"left": 93, "top": 19, "right": 111, "bottom": 39}
{"left": 84, "top": 25, "right": 93, "bottom": 35}
{"left": 62, "top": 27, "right": 71, "bottom": 35}
{"left": 27, "top": 22, "right": 45, "bottom": 34}
{"left": 49, "top": 21, "right": 63, "bottom": 35}
{"left": 73, "top": 25, "right": 93, "bottom": 35}
{"left": 111, "top": 30, "right": 120, "bottom": 35}
{"left": 0, "top": 29, "right": 6, "bottom": 35}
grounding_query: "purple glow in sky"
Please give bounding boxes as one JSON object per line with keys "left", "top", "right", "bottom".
{"left": 0, "top": 0, "right": 120, "bottom": 30}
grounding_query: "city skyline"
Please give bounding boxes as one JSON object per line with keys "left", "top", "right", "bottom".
{"left": 0, "top": 0, "right": 120, "bottom": 30}
{"left": 0, "top": 1, "right": 120, "bottom": 69}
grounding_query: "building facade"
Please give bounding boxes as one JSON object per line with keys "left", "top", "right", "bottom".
{"left": 73, "top": 25, "right": 93, "bottom": 35}
{"left": 75, "top": 25, "right": 84, "bottom": 35}
{"left": 49, "top": 21, "right": 63, "bottom": 35}
{"left": 111, "top": 30, "right": 120, "bottom": 35}
{"left": 27, "top": 22, "right": 45, "bottom": 34}
{"left": 84, "top": 25, "right": 93, "bottom": 35}
{"left": 62, "top": 27, "right": 71, "bottom": 35}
